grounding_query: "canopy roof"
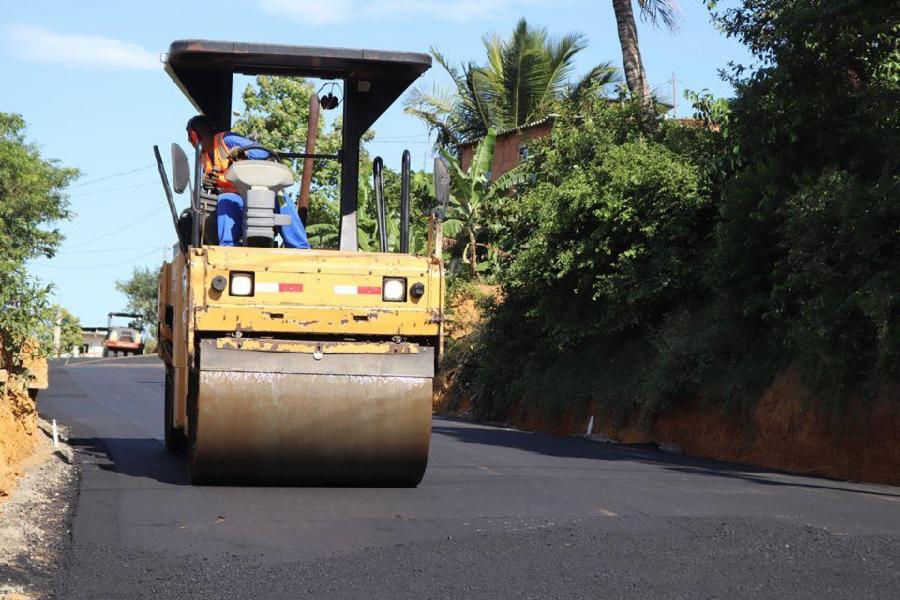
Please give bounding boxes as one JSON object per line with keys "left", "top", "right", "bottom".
{"left": 165, "top": 39, "right": 431, "bottom": 131}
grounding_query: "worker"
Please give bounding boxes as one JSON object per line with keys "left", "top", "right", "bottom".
{"left": 186, "top": 115, "right": 309, "bottom": 248}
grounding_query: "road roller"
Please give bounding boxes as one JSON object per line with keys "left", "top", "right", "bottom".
{"left": 153, "top": 40, "right": 447, "bottom": 485}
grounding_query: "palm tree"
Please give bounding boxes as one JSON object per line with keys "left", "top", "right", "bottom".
{"left": 611, "top": 0, "right": 680, "bottom": 112}
{"left": 406, "top": 19, "right": 619, "bottom": 148}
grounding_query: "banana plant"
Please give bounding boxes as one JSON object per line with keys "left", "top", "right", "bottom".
{"left": 439, "top": 129, "right": 526, "bottom": 276}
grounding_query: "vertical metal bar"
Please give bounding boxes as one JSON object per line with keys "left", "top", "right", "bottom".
{"left": 153, "top": 145, "right": 184, "bottom": 250}
{"left": 192, "top": 147, "right": 202, "bottom": 248}
{"left": 400, "top": 149, "right": 411, "bottom": 253}
{"left": 372, "top": 157, "right": 388, "bottom": 252}
{"left": 338, "top": 85, "right": 359, "bottom": 252}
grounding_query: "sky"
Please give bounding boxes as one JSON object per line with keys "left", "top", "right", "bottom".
{"left": 3, "top": 0, "right": 752, "bottom": 326}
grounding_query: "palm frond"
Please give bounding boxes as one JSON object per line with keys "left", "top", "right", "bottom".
{"left": 488, "top": 162, "right": 528, "bottom": 196}
{"left": 567, "top": 62, "right": 622, "bottom": 104}
{"left": 636, "top": 0, "right": 681, "bottom": 32}
{"left": 542, "top": 32, "right": 588, "bottom": 98}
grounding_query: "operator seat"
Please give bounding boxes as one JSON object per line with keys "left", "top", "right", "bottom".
{"left": 225, "top": 161, "right": 295, "bottom": 247}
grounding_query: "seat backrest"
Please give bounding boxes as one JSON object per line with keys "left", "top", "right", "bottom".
{"left": 225, "top": 160, "right": 294, "bottom": 195}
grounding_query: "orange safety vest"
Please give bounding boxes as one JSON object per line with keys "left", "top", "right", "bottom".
{"left": 202, "top": 132, "right": 237, "bottom": 193}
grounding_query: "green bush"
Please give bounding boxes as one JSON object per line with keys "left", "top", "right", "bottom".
{"left": 455, "top": 0, "right": 900, "bottom": 419}
{"left": 460, "top": 99, "right": 721, "bottom": 418}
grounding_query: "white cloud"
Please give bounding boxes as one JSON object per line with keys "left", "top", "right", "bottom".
{"left": 259, "top": 0, "right": 531, "bottom": 25}
{"left": 7, "top": 25, "right": 159, "bottom": 70}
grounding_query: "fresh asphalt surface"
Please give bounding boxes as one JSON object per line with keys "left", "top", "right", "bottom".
{"left": 40, "top": 355, "right": 900, "bottom": 599}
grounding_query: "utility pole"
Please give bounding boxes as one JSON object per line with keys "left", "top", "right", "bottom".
{"left": 671, "top": 73, "right": 678, "bottom": 118}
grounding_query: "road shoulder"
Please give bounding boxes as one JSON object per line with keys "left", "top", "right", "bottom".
{"left": 0, "top": 420, "right": 78, "bottom": 600}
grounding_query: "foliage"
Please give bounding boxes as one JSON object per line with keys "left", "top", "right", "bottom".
{"left": 0, "top": 112, "right": 78, "bottom": 363}
{"left": 116, "top": 267, "right": 159, "bottom": 327}
{"left": 438, "top": 130, "right": 526, "bottom": 276}
{"left": 55, "top": 307, "right": 82, "bottom": 355}
{"left": 706, "top": 0, "right": 900, "bottom": 393}
{"left": 405, "top": 18, "right": 619, "bottom": 147}
{"left": 453, "top": 0, "right": 900, "bottom": 422}
{"left": 456, "top": 98, "right": 716, "bottom": 417}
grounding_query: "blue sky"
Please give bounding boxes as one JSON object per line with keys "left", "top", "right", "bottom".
{"left": 5, "top": 0, "right": 751, "bottom": 326}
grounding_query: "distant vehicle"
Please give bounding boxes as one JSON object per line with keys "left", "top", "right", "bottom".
{"left": 103, "top": 312, "right": 144, "bottom": 357}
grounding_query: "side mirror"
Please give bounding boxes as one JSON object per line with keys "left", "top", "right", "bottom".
{"left": 171, "top": 143, "right": 191, "bottom": 194}
{"left": 433, "top": 158, "right": 450, "bottom": 215}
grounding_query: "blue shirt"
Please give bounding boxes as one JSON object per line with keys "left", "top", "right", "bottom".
{"left": 221, "top": 132, "right": 270, "bottom": 160}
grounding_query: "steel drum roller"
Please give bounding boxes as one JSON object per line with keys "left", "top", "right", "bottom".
{"left": 189, "top": 339, "right": 433, "bottom": 485}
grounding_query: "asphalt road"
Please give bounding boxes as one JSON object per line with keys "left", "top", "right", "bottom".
{"left": 40, "top": 355, "right": 900, "bottom": 599}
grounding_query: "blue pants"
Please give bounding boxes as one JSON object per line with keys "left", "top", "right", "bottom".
{"left": 217, "top": 192, "right": 310, "bottom": 248}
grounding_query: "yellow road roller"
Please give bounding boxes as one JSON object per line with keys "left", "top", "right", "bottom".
{"left": 153, "top": 40, "right": 448, "bottom": 485}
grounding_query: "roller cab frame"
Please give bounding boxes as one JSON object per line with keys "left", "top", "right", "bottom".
{"left": 155, "top": 40, "right": 443, "bottom": 485}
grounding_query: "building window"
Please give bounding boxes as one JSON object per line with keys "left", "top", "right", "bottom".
{"left": 518, "top": 145, "right": 529, "bottom": 160}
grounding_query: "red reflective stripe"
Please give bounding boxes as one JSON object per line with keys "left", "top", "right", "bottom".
{"left": 278, "top": 283, "right": 303, "bottom": 293}
{"left": 357, "top": 286, "right": 382, "bottom": 295}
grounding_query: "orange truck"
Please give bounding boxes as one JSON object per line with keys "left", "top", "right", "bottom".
{"left": 102, "top": 312, "right": 145, "bottom": 357}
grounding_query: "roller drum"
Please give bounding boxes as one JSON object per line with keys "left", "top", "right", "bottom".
{"left": 189, "top": 340, "right": 433, "bottom": 486}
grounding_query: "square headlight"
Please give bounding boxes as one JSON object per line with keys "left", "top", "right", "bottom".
{"left": 382, "top": 277, "right": 407, "bottom": 302}
{"left": 230, "top": 272, "right": 255, "bottom": 296}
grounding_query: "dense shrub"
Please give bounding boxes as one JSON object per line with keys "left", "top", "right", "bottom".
{"left": 455, "top": 0, "right": 900, "bottom": 419}
{"left": 462, "top": 100, "right": 721, "bottom": 418}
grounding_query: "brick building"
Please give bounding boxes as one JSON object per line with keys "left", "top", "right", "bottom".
{"left": 458, "top": 115, "right": 556, "bottom": 182}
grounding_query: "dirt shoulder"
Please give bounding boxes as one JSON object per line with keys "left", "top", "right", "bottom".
{"left": 0, "top": 419, "right": 78, "bottom": 600}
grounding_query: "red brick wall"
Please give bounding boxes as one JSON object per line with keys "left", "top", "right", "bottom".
{"left": 459, "top": 121, "right": 553, "bottom": 182}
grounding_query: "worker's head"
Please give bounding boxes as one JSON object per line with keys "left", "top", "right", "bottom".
{"left": 186, "top": 114, "right": 215, "bottom": 150}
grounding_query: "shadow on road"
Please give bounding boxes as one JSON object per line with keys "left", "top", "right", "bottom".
{"left": 432, "top": 420, "right": 900, "bottom": 499}
{"left": 68, "top": 436, "right": 190, "bottom": 486}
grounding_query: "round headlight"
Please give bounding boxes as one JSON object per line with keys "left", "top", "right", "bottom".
{"left": 382, "top": 278, "right": 407, "bottom": 302}
{"left": 230, "top": 273, "right": 254, "bottom": 296}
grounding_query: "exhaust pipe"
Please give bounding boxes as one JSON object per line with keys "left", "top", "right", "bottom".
{"left": 400, "top": 149, "right": 411, "bottom": 253}
{"left": 372, "top": 157, "right": 388, "bottom": 252}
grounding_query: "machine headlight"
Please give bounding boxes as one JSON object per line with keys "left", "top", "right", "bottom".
{"left": 230, "top": 272, "right": 255, "bottom": 296}
{"left": 382, "top": 277, "right": 407, "bottom": 302}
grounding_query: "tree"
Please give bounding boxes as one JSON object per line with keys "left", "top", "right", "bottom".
{"left": 0, "top": 112, "right": 78, "bottom": 362}
{"left": 116, "top": 267, "right": 158, "bottom": 327}
{"left": 55, "top": 308, "right": 82, "bottom": 355}
{"left": 439, "top": 130, "right": 526, "bottom": 276}
{"left": 406, "top": 19, "right": 619, "bottom": 147}
{"left": 611, "top": 0, "right": 680, "bottom": 115}
{"left": 706, "top": 0, "right": 900, "bottom": 392}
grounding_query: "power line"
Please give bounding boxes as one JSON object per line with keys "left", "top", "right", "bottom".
{"left": 54, "top": 245, "right": 163, "bottom": 255}
{"left": 67, "top": 163, "right": 157, "bottom": 189}
{"left": 68, "top": 180, "right": 161, "bottom": 198}
{"left": 64, "top": 206, "right": 167, "bottom": 249}
{"left": 31, "top": 247, "right": 163, "bottom": 272}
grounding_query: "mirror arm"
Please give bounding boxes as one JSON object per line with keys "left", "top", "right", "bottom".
{"left": 153, "top": 145, "right": 186, "bottom": 253}
{"left": 192, "top": 148, "right": 202, "bottom": 248}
